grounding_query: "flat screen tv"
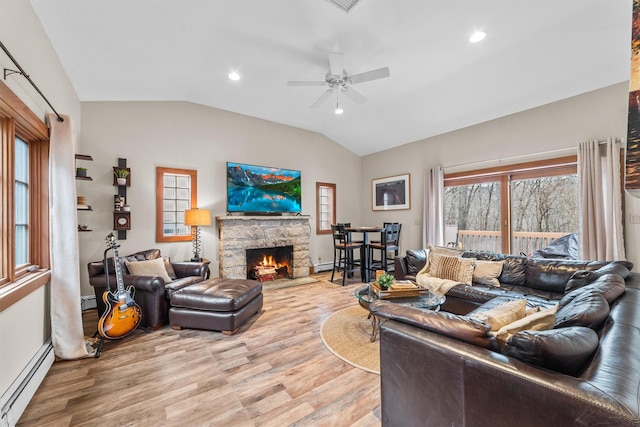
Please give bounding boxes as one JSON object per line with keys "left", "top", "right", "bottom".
{"left": 226, "top": 162, "right": 302, "bottom": 214}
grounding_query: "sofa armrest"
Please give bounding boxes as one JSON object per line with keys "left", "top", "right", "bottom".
{"left": 89, "top": 274, "right": 165, "bottom": 293}
{"left": 393, "top": 256, "right": 408, "bottom": 280}
{"left": 171, "top": 261, "right": 209, "bottom": 279}
{"left": 380, "top": 320, "right": 640, "bottom": 426}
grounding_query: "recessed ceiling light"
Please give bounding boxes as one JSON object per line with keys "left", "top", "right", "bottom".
{"left": 228, "top": 71, "right": 240, "bottom": 81}
{"left": 469, "top": 31, "right": 486, "bottom": 43}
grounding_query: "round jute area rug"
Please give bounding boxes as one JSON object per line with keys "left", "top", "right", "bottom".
{"left": 320, "top": 305, "right": 380, "bottom": 374}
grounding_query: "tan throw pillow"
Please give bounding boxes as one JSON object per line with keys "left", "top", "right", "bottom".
{"left": 472, "top": 260, "right": 504, "bottom": 287}
{"left": 429, "top": 253, "right": 476, "bottom": 285}
{"left": 126, "top": 257, "right": 172, "bottom": 284}
{"left": 495, "top": 304, "right": 558, "bottom": 346}
{"left": 422, "top": 244, "right": 464, "bottom": 274}
{"left": 470, "top": 299, "right": 527, "bottom": 331}
{"left": 428, "top": 243, "right": 464, "bottom": 258}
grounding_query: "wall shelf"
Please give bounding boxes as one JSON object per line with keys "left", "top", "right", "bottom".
{"left": 76, "top": 154, "right": 93, "bottom": 231}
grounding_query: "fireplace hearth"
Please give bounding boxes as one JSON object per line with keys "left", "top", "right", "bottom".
{"left": 246, "top": 246, "right": 293, "bottom": 281}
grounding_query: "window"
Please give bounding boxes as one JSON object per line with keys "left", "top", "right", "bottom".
{"left": 0, "top": 80, "right": 50, "bottom": 311}
{"left": 15, "top": 137, "right": 29, "bottom": 266}
{"left": 444, "top": 156, "right": 577, "bottom": 255}
{"left": 316, "top": 182, "right": 336, "bottom": 234}
{"left": 156, "top": 167, "right": 197, "bottom": 242}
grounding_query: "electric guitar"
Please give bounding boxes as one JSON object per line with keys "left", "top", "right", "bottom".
{"left": 98, "top": 233, "right": 142, "bottom": 339}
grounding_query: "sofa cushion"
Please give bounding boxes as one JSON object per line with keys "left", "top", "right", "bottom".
{"left": 472, "top": 260, "right": 504, "bottom": 287}
{"left": 554, "top": 290, "right": 609, "bottom": 330}
{"left": 125, "top": 258, "right": 173, "bottom": 284}
{"left": 469, "top": 298, "right": 527, "bottom": 331}
{"left": 503, "top": 326, "right": 599, "bottom": 376}
{"left": 370, "top": 300, "right": 499, "bottom": 351}
{"left": 405, "top": 249, "right": 428, "bottom": 275}
{"left": 525, "top": 259, "right": 609, "bottom": 293}
{"left": 494, "top": 304, "right": 558, "bottom": 346}
{"left": 561, "top": 274, "right": 625, "bottom": 306}
{"left": 463, "top": 251, "right": 528, "bottom": 286}
{"left": 565, "top": 261, "right": 632, "bottom": 292}
{"left": 429, "top": 253, "right": 476, "bottom": 285}
{"left": 165, "top": 276, "right": 204, "bottom": 297}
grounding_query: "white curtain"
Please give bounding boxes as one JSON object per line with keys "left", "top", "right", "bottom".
{"left": 49, "top": 114, "right": 93, "bottom": 359}
{"left": 577, "top": 138, "right": 626, "bottom": 261}
{"left": 423, "top": 167, "right": 445, "bottom": 247}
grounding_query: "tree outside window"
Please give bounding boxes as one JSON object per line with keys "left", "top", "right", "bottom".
{"left": 444, "top": 157, "right": 577, "bottom": 255}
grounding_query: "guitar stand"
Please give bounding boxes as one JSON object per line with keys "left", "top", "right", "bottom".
{"left": 93, "top": 243, "right": 148, "bottom": 359}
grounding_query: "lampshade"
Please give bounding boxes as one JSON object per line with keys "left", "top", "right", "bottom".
{"left": 184, "top": 208, "right": 211, "bottom": 226}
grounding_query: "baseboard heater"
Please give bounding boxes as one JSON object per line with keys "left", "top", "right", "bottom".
{"left": 0, "top": 339, "right": 54, "bottom": 427}
{"left": 314, "top": 262, "right": 335, "bottom": 273}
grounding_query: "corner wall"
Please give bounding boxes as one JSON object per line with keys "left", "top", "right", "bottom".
{"left": 0, "top": 0, "right": 81, "bottom": 411}
{"left": 78, "top": 101, "right": 362, "bottom": 295}
{"left": 361, "top": 82, "right": 640, "bottom": 271}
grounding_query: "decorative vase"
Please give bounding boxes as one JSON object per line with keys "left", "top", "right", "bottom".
{"left": 117, "top": 177, "right": 127, "bottom": 186}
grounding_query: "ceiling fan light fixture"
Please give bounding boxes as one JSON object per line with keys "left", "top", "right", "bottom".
{"left": 334, "top": 105, "right": 344, "bottom": 115}
{"left": 228, "top": 71, "right": 240, "bottom": 81}
{"left": 469, "top": 31, "right": 486, "bottom": 43}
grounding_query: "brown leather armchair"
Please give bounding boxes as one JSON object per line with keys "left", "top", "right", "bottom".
{"left": 88, "top": 249, "right": 209, "bottom": 329}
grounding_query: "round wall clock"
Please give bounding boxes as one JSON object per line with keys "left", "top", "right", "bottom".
{"left": 113, "top": 211, "right": 131, "bottom": 230}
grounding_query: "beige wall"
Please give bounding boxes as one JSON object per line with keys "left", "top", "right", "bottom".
{"left": 77, "top": 101, "right": 362, "bottom": 295}
{"left": 0, "top": 0, "right": 81, "bottom": 400}
{"left": 362, "top": 82, "right": 640, "bottom": 271}
{"left": 3, "top": 0, "right": 639, "bottom": 407}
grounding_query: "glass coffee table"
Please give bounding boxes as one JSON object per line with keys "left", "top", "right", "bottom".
{"left": 354, "top": 284, "right": 446, "bottom": 342}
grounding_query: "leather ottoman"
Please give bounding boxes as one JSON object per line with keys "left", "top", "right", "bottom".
{"left": 169, "top": 278, "right": 263, "bottom": 334}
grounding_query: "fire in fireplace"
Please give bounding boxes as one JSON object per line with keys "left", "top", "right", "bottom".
{"left": 246, "top": 246, "right": 293, "bottom": 282}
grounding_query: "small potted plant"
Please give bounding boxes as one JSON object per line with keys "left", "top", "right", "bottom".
{"left": 76, "top": 167, "right": 88, "bottom": 177}
{"left": 376, "top": 272, "right": 394, "bottom": 290}
{"left": 114, "top": 168, "right": 129, "bottom": 186}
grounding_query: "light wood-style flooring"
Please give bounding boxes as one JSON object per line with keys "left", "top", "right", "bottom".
{"left": 17, "top": 273, "right": 380, "bottom": 426}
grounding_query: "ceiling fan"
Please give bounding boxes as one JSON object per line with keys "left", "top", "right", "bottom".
{"left": 287, "top": 52, "right": 390, "bottom": 110}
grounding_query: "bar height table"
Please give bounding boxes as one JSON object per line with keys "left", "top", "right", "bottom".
{"left": 345, "top": 226, "right": 384, "bottom": 283}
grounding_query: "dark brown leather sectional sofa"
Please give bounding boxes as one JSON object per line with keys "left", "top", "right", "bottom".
{"left": 376, "top": 249, "right": 640, "bottom": 426}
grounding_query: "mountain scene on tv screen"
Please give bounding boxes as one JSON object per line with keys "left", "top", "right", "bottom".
{"left": 227, "top": 163, "right": 301, "bottom": 213}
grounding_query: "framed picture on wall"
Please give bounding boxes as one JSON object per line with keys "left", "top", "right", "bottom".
{"left": 372, "top": 173, "right": 410, "bottom": 211}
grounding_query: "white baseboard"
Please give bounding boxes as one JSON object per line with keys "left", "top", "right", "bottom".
{"left": 0, "top": 340, "right": 54, "bottom": 427}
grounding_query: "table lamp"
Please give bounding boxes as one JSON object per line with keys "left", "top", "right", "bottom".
{"left": 184, "top": 208, "right": 211, "bottom": 262}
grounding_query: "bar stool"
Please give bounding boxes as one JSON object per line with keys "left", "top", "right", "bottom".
{"left": 330, "top": 224, "right": 363, "bottom": 285}
{"left": 368, "top": 223, "right": 401, "bottom": 273}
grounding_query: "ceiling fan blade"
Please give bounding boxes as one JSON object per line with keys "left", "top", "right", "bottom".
{"left": 287, "top": 81, "right": 327, "bottom": 87}
{"left": 310, "top": 89, "right": 334, "bottom": 109}
{"left": 342, "top": 86, "right": 367, "bottom": 105}
{"left": 328, "top": 52, "right": 344, "bottom": 77}
{"left": 349, "top": 67, "right": 390, "bottom": 85}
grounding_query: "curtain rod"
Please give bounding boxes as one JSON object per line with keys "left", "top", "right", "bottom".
{"left": 0, "top": 41, "right": 64, "bottom": 122}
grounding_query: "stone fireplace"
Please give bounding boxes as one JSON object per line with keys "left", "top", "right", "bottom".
{"left": 216, "top": 216, "right": 310, "bottom": 279}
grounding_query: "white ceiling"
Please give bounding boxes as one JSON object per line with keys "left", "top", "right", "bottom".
{"left": 30, "top": 0, "right": 632, "bottom": 156}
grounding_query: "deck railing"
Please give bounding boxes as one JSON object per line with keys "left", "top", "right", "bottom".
{"left": 455, "top": 230, "right": 569, "bottom": 255}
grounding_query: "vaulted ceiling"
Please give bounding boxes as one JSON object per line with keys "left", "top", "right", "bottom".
{"left": 30, "top": 0, "right": 632, "bottom": 156}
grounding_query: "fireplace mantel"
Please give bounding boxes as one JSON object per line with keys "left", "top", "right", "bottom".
{"left": 216, "top": 215, "right": 310, "bottom": 279}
